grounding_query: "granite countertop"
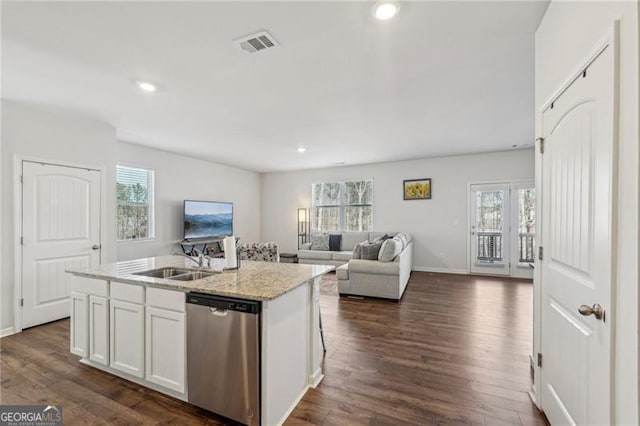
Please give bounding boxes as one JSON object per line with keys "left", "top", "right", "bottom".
{"left": 66, "top": 255, "right": 334, "bottom": 301}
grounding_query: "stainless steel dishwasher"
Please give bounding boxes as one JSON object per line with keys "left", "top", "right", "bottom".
{"left": 186, "top": 293, "right": 261, "bottom": 426}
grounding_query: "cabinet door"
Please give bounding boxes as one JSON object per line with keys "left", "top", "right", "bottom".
{"left": 145, "top": 307, "right": 186, "bottom": 393}
{"left": 70, "top": 292, "right": 88, "bottom": 356}
{"left": 110, "top": 300, "right": 144, "bottom": 378}
{"left": 89, "top": 295, "right": 109, "bottom": 365}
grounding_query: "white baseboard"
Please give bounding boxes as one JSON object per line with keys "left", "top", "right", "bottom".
{"left": 1, "top": 326, "right": 16, "bottom": 338}
{"left": 79, "top": 358, "right": 187, "bottom": 401}
{"left": 275, "top": 384, "right": 311, "bottom": 426}
{"left": 309, "top": 368, "right": 324, "bottom": 388}
{"left": 528, "top": 386, "right": 542, "bottom": 410}
{"left": 412, "top": 266, "right": 468, "bottom": 275}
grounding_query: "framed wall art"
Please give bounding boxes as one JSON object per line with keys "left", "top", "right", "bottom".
{"left": 403, "top": 178, "right": 431, "bottom": 200}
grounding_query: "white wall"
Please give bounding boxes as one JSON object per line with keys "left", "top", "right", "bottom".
{"left": 260, "top": 149, "right": 534, "bottom": 273}
{"left": 0, "top": 102, "right": 262, "bottom": 333}
{"left": 534, "top": 2, "right": 639, "bottom": 424}
{"left": 1, "top": 99, "right": 118, "bottom": 332}
{"left": 116, "top": 142, "right": 261, "bottom": 261}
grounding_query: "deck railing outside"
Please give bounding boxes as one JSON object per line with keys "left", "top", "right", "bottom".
{"left": 476, "top": 232, "right": 536, "bottom": 264}
{"left": 477, "top": 232, "right": 503, "bottom": 262}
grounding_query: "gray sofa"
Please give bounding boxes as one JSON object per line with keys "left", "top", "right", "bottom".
{"left": 298, "top": 231, "right": 381, "bottom": 266}
{"left": 298, "top": 231, "right": 413, "bottom": 300}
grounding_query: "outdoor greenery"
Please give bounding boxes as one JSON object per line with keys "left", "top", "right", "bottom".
{"left": 116, "top": 166, "right": 153, "bottom": 240}
{"left": 476, "top": 190, "right": 504, "bottom": 231}
{"left": 518, "top": 188, "right": 536, "bottom": 233}
{"left": 474, "top": 187, "right": 536, "bottom": 263}
{"left": 312, "top": 180, "right": 373, "bottom": 232}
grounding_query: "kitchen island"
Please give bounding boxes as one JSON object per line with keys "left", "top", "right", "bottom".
{"left": 66, "top": 255, "right": 333, "bottom": 426}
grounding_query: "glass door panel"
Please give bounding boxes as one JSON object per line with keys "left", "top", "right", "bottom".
{"left": 470, "top": 184, "right": 510, "bottom": 275}
{"left": 511, "top": 183, "right": 535, "bottom": 278}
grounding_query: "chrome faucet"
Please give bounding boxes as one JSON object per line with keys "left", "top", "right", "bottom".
{"left": 171, "top": 251, "right": 207, "bottom": 268}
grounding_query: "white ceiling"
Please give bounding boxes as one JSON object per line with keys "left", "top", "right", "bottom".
{"left": 2, "top": 1, "right": 549, "bottom": 172}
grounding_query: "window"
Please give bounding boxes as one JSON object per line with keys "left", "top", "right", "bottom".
{"left": 116, "top": 165, "right": 154, "bottom": 241}
{"left": 517, "top": 187, "right": 536, "bottom": 263}
{"left": 312, "top": 180, "right": 373, "bottom": 232}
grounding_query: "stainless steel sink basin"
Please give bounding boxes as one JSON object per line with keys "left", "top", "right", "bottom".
{"left": 133, "top": 268, "right": 218, "bottom": 281}
{"left": 170, "top": 271, "right": 217, "bottom": 281}
{"left": 133, "top": 268, "right": 191, "bottom": 278}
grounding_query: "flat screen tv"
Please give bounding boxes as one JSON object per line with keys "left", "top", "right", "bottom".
{"left": 183, "top": 200, "right": 233, "bottom": 240}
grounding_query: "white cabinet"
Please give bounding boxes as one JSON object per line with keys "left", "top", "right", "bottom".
{"left": 145, "top": 287, "right": 186, "bottom": 393}
{"left": 145, "top": 307, "right": 186, "bottom": 392}
{"left": 70, "top": 292, "right": 88, "bottom": 357}
{"left": 68, "top": 276, "right": 188, "bottom": 398}
{"left": 110, "top": 299, "right": 144, "bottom": 378}
{"left": 88, "top": 295, "right": 109, "bottom": 365}
{"left": 70, "top": 276, "right": 108, "bottom": 358}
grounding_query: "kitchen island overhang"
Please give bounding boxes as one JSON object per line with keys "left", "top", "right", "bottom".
{"left": 67, "top": 256, "right": 334, "bottom": 426}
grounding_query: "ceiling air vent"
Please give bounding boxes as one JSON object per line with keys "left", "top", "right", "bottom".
{"left": 235, "top": 31, "right": 279, "bottom": 54}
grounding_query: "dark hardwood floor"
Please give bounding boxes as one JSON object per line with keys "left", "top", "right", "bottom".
{"left": 0, "top": 272, "right": 546, "bottom": 425}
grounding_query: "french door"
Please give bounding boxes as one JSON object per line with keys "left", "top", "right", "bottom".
{"left": 469, "top": 181, "right": 535, "bottom": 278}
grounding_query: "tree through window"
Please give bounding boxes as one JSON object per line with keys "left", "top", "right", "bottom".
{"left": 312, "top": 180, "right": 373, "bottom": 232}
{"left": 117, "top": 165, "right": 155, "bottom": 240}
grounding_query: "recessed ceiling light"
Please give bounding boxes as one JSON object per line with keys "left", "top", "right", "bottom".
{"left": 374, "top": 2, "right": 399, "bottom": 21}
{"left": 137, "top": 81, "right": 157, "bottom": 92}
{"left": 297, "top": 147, "right": 306, "bottom": 153}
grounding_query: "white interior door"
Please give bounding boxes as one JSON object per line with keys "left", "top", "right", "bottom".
{"left": 540, "top": 37, "right": 615, "bottom": 425}
{"left": 22, "top": 161, "right": 101, "bottom": 328}
{"left": 510, "top": 183, "right": 535, "bottom": 279}
{"left": 470, "top": 183, "right": 510, "bottom": 275}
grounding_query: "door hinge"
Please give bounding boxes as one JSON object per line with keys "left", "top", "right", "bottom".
{"left": 20, "top": 298, "right": 24, "bottom": 307}
{"left": 538, "top": 246, "right": 543, "bottom": 260}
{"left": 20, "top": 236, "right": 23, "bottom": 246}
{"left": 537, "top": 352, "right": 543, "bottom": 368}
{"left": 20, "top": 175, "right": 23, "bottom": 184}
{"left": 536, "top": 137, "right": 545, "bottom": 154}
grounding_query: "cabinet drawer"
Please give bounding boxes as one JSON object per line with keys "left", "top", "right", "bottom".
{"left": 146, "top": 287, "right": 185, "bottom": 312}
{"left": 71, "top": 275, "right": 108, "bottom": 297}
{"left": 110, "top": 281, "right": 144, "bottom": 304}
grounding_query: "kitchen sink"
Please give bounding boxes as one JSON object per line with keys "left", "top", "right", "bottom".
{"left": 133, "top": 267, "right": 190, "bottom": 278}
{"left": 133, "top": 267, "right": 217, "bottom": 281}
{"left": 170, "top": 271, "right": 217, "bottom": 281}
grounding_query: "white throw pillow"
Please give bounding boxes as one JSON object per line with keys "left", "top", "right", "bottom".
{"left": 395, "top": 233, "right": 409, "bottom": 249}
{"left": 352, "top": 242, "right": 363, "bottom": 259}
{"left": 378, "top": 237, "right": 403, "bottom": 262}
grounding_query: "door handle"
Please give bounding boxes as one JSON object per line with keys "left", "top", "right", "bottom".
{"left": 578, "top": 304, "right": 605, "bottom": 321}
{"left": 91, "top": 244, "right": 101, "bottom": 250}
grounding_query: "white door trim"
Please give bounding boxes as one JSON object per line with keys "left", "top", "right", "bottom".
{"left": 532, "top": 22, "right": 619, "bottom": 421}
{"left": 13, "top": 154, "right": 107, "bottom": 333}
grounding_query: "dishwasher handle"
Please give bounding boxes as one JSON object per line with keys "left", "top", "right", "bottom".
{"left": 186, "top": 292, "right": 261, "bottom": 314}
{"left": 209, "top": 307, "right": 229, "bottom": 316}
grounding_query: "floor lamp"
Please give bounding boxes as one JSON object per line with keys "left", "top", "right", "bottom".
{"left": 298, "top": 208, "right": 309, "bottom": 249}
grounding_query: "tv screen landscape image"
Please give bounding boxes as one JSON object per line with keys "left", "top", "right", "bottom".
{"left": 184, "top": 200, "right": 233, "bottom": 239}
